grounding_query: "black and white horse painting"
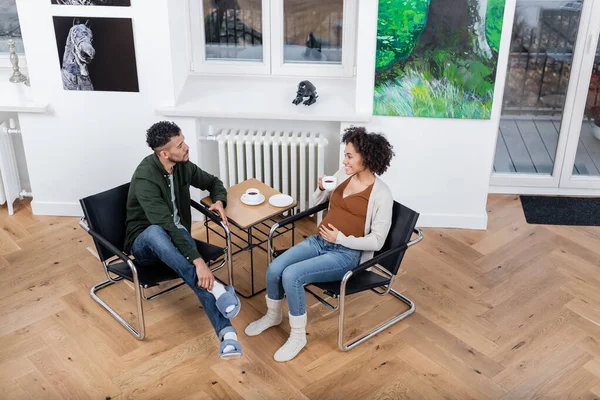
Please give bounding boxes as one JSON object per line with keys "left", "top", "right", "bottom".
{"left": 51, "top": 0, "right": 131, "bottom": 6}
{"left": 53, "top": 16, "right": 139, "bottom": 92}
{"left": 61, "top": 19, "right": 95, "bottom": 91}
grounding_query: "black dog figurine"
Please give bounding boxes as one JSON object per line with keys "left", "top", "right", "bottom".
{"left": 293, "top": 80, "right": 318, "bottom": 106}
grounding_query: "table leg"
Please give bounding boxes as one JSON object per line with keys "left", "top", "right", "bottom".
{"left": 248, "top": 226, "right": 254, "bottom": 296}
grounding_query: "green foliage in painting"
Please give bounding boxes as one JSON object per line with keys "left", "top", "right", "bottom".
{"left": 373, "top": 0, "right": 507, "bottom": 120}
{"left": 374, "top": 69, "right": 493, "bottom": 119}
{"left": 486, "top": 0, "right": 505, "bottom": 53}
{"left": 375, "top": 0, "right": 430, "bottom": 70}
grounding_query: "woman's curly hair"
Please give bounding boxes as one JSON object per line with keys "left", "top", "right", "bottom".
{"left": 341, "top": 126, "right": 394, "bottom": 176}
{"left": 146, "top": 121, "right": 181, "bottom": 150}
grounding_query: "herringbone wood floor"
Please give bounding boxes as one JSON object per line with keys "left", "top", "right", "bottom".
{"left": 1, "top": 195, "right": 600, "bottom": 399}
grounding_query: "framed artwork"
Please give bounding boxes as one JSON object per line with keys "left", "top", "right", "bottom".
{"left": 53, "top": 16, "right": 139, "bottom": 92}
{"left": 374, "top": 0, "right": 506, "bottom": 119}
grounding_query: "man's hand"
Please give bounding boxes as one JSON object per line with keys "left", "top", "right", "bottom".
{"left": 208, "top": 200, "right": 228, "bottom": 227}
{"left": 319, "top": 223, "right": 339, "bottom": 243}
{"left": 193, "top": 257, "right": 215, "bottom": 290}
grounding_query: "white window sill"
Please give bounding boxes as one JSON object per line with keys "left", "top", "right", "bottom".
{"left": 0, "top": 70, "right": 47, "bottom": 113}
{"left": 157, "top": 75, "right": 370, "bottom": 122}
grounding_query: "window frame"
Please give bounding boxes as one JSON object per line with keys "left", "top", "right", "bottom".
{"left": 270, "top": 0, "right": 356, "bottom": 77}
{"left": 187, "top": 0, "right": 356, "bottom": 77}
{"left": 188, "top": 0, "right": 272, "bottom": 75}
{"left": 0, "top": 4, "right": 26, "bottom": 72}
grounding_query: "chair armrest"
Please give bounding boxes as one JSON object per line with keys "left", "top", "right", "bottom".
{"left": 340, "top": 227, "right": 424, "bottom": 295}
{"left": 191, "top": 200, "right": 228, "bottom": 231}
{"left": 350, "top": 228, "right": 423, "bottom": 275}
{"left": 351, "top": 245, "right": 407, "bottom": 275}
{"left": 267, "top": 201, "right": 329, "bottom": 262}
{"left": 274, "top": 201, "right": 329, "bottom": 229}
{"left": 190, "top": 200, "right": 234, "bottom": 286}
{"left": 78, "top": 217, "right": 138, "bottom": 272}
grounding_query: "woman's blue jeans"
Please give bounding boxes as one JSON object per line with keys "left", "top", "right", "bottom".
{"left": 266, "top": 235, "right": 361, "bottom": 316}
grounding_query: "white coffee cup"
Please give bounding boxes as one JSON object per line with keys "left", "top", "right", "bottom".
{"left": 322, "top": 176, "right": 337, "bottom": 192}
{"left": 245, "top": 188, "right": 261, "bottom": 197}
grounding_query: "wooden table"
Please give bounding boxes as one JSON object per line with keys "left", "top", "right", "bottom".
{"left": 201, "top": 178, "right": 297, "bottom": 297}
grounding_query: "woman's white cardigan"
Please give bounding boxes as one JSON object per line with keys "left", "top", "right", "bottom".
{"left": 311, "top": 168, "right": 394, "bottom": 264}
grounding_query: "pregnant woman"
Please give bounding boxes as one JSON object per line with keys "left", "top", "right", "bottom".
{"left": 245, "top": 126, "right": 396, "bottom": 362}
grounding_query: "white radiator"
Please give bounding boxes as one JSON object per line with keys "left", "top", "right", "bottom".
{"left": 207, "top": 129, "right": 328, "bottom": 212}
{"left": 0, "top": 120, "right": 23, "bottom": 216}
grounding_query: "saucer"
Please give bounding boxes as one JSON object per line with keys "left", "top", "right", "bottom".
{"left": 241, "top": 193, "right": 265, "bottom": 206}
{"left": 269, "top": 194, "right": 294, "bottom": 208}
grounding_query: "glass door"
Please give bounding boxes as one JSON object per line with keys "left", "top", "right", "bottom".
{"left": 559, "top": 1, "right": 600, "bottom": 189}
{"left": 491, "top": 0, "right": 595, "bottom": 188}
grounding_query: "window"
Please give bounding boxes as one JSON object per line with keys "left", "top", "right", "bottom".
{"left": 188, "top": 0, "right": 356, "bottom": 77}
{"left": 0, "top": 0, "right": 25, "bottom": 69}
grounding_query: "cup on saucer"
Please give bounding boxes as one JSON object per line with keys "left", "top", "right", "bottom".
{"left": 241, "top": 188, "right": 264, "bottom": 205}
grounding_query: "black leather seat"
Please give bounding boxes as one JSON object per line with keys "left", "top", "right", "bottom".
{"left": 79, "top": 182, "right": 232, "bottom": 340}
{"left": 268, "top": 200, "right": 423, "bottom": 351}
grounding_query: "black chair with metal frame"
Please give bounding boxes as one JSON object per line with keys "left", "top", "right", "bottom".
{"left": 79, "top": 182, "right": 233, "bottom": 340}
{"left": 267, "top": 200, "right": 423, "bottom": 351}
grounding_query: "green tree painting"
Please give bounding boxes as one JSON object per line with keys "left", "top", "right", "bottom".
{"left": 374, "top": 0, "right": 506, "bottom": 119}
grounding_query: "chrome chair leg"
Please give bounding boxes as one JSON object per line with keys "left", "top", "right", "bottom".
{"left": 90, "top": 277, "right": 146, "bottom": 340}
{"left": 337, "top": 287, "right": 415, "bottom": 351}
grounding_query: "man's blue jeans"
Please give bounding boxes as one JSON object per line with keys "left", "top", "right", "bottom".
{"left": 131, "top": 225, "right": 233, "bottom": 337}
{"left": 266, "top": 235, "right": 361, "bottom": 316}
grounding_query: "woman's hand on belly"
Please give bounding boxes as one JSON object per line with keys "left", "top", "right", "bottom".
{"left": 319, "top": 223, "right": 339, "bottom": 243}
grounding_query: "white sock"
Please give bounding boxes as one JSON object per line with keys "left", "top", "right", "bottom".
{"left": 222, "top": 332, "right": 237, "bottom": 354}
{"left": 210, "top": 281, "right": 235, "bottom": 313}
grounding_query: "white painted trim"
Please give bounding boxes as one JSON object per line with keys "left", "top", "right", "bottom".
{"left": 489, "top": 185, "right": 600, "bottom": 196}
{"left": 0, "top": 103, "right": 48, "bottom": 113}
{"left": 31, "top": 201, "right": 82, "bottom": 217}
{"left": 354, "top": 0, "right": 378, "bottom": 115}
{"left": 490, "top": 172, "right": 556, "bottom": 188}
{"left": 416, "top": 212, "right": 488, "bottom": 230}
{"left": 182, "top": 0, "right": 193, "bottom": 73}
{"left": 157, "top": 74, "right": 366, "bottom": 121}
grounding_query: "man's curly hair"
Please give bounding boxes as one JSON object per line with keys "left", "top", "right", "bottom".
{"left": 342, "top": 126, "right": 394, "bottom": 176}
{"left": 146, "top": 121, "right": 181, "bottom": 150}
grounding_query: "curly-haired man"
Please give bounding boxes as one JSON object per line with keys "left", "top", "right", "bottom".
{"left": 125, "top": 121, "right": 242, "bottom": 359}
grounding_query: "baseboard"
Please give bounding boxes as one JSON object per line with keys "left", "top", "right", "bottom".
{"left": 489, "top": 186, "right": 600, "bottom": 196}
{"left": 416, "top": 212, "right": 488, "bottom": 230}
{"left": 28, "top": 200, "right": 488, "bottom": 230}
{"left": 31, "top": 200, "right": 82, "bottom": 216}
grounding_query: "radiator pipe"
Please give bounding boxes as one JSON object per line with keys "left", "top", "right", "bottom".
{"left": 1, "top": 119, "right": 21, "bottom": 136}
{"left": 198, "top": 135, "right": 219, "bottom": 141}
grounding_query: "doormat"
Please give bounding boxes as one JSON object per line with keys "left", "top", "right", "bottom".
{"left": 519, "top": 195, "right": 600, "bottom": 226}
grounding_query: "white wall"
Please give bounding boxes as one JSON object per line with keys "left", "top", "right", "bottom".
{"left": 15, "top": 0, "right": 177, "bottom": 216}
{"left": 349, "top": 0, "right": 517, "bottom": 229}
{"left": 10, "top": 0, "right": 518, "bottom": 230}
{"left": 166, "top": 0, "right": 190, "bottom": 103}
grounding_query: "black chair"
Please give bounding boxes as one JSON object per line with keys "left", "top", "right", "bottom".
{"left": 79, "top": 183, "right": 233, "bottom": 340}
{"left": 267, "top": 200, "right": 423, "bottom": 351}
